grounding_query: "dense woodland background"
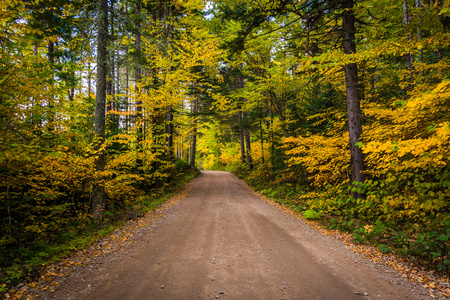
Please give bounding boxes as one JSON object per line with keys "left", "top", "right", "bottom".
{"left": 1, "top": 0, "right": 449, "bottom": 288}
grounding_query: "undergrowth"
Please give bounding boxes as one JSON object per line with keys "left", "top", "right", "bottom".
{"left": 0, "top": 162, "right": 199, "bottom": 291}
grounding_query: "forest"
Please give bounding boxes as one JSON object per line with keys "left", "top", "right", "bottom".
{"left": 1, "top": 0, "right": 449, "bottom": 289}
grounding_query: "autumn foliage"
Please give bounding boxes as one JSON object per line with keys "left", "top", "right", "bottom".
{"left": 1, "top": 0, "right": 450, "bottom": 288}
{"left": 0, "top": 0, "right": 214, "bottom": 287}
{"left": 197, "top": 0, "right": 450, "bottom": 273}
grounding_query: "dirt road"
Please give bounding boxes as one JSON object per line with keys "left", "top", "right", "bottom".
{"left": 45, "top": 171, "right": 434, "bottom": 299}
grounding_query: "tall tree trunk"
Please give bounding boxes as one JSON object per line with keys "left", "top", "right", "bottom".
{"left": 48, "top": 40, "right": 54, "bottom": 64}
{"left": 106, "top": 38, "right": 112, "bottom": 126}
{"left": 189, "top": 139, "right": 192, "bottom": 165}
{"left": 243, "top": 112, "right": 253, "bottom": 169}
{"left": 236, "top": 74, "right": 253, "bottom": 168}
{"left": 47, "top": 40, "right": 55, "bottom": 132}
{"left": 238, "top": 111, "right": 246, "bottom": 164}
{"left": 32, "top": 45, "right": 42, "bottom": 133}
{"left": 189, "top": 99, "right": 198, "bottom": 168}
{"left": 166, "top": 107, "right": 174, "bottom": 152}
{"left": 164, "top": 5, "right": 174, "bottom": 155}
{"left": 270, "top": 110, "right": 274, "bottom": 177}
{"left": 108, "top": 12, "right": 117, "bottom": 132}
{"left": 180, "top": 101, "right": 184, "bottom": 160}
{"left": 260, "top": 116, "right": 264, "bottom": 164}
{"left": 115, "top": 47, "right": 121, "bottom": 131}
{"left": 123, "top": 1, "right": 129, "bottom": 132}
{"left": 235, "top": 73, "right": 248, "bottom": 165}
{"left": 125, "top": 43, "right": 129, "bottom": 132}
{"left": 342, "top": 0, "right": 364, "bottom": 197}
{"left": 92, "top": 0, "right": 108, "bottom": 219}
{"left": 88, "top": 51, "right": 92, "bottom": 98}
{"left": 135, "top": 0, "right": 143, "bottom": 145}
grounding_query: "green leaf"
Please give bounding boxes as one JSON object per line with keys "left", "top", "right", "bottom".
{"left": 303, "top": 209, "right": 321, "bottom": 220}
{"left": 431, "top": 252, "right": 441, "bottom": 258}
{"left": 437, "top": 234, "right": 449, "bottom": 241}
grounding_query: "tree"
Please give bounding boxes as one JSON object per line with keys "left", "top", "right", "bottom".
{"left": 135, "top": 0, "right": 143, "bottom": 147}
{"left": 189, "top": 96, "right": 198, "bottom": 168}
{"left": 91, "top": 0, "right": 108, "bottom": 219}
{"left": 342, "top": 0, "right": 364, "bottom": 194}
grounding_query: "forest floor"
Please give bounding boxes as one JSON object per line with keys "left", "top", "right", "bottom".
{"left": 10, "top": 171, "right": 448, "bottom": 299}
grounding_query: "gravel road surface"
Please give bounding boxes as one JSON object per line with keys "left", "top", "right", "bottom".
{"left": 43, "top": 170, "right": 435, "bottom": 299}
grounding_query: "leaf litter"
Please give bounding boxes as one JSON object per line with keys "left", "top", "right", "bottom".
{"left": 5, "top": 185, "right": 191, "bottom": 300}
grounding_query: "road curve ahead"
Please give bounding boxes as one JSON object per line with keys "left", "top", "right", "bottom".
{"left": 51, "top": 170, "right": 431, "bottom": 300}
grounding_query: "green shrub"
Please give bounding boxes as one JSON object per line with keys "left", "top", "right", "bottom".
{"left": 303, "top": 209, "right": 321, "bottom": 220}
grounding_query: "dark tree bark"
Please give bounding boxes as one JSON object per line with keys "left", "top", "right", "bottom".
{"left": 125, "top": 41, "right": 130, "bottom": 132}
{"left": 107, "top": 12, "right": 118, "bottom": 132}
{"left": 32, "top": 45, "right": 42, "bottom": 133}
{"left": 88, "top": 52, "right": 92, "bottom": 97}
{"left": 260, "top": 117, "right": 264, "bottom": 164}
{"left": 243, "top": 112, "right": 253, "bottom": 169}
{"left": 135, "top": 0, "right": 143, "bottom": 145}
{"left": 180, "top": 101, "right": 184, "bottom": 160}
{"left": 48, "top": 40, "right": 54, "bottom": 64}
{"left": 270, "top": 110, "right": 274, "bottom": 175}
{"left": 47, "top": 40, "right": 55, "bottom": 132}
{"left": 235, "top": 73, "right": 250, "bottom": 166}
{"left": 342, "top": 0, "right": 365, "bottom": 196}
{"left": 92, "top": 0, "right": 108, "bottom": 219}
{"left": 106, "top": 23, "right": 113, "bottom": 128}
{"left": 238, "top": 112, "right": 246, "bottom": 164}
{"left": 189, "top": 99, "right": 198, "bottom": 168}
{"left": 164, "top": 5, "right": 174, "bottom": 155}
{"left": 166, "top": 107, "right": 174, "bottom": 152}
